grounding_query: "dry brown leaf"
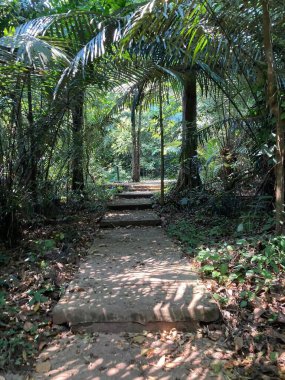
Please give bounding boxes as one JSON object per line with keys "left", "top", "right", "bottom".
{"left": 56, "top": 262, "right": 64, "bottom": 270}
{"left": 35, "top": 360, "right": 51, "bottom": 373}
{"left": 70, "top": 286, "right": 85, "bottom": 293}
{"left": 38, "top": 341, "right": 47, "bottom": 352}
{"left": 165, "top": 356, "right": 185, "bottom": 369}
{"left": 33, "top": 303, "right": 40, "bottom": 313}
{"left": 278, "top": 313, "right": 285, "bottom": 324}
{"left": 141, "top": 348, "right": 149, "bottom": 356}
{"left": 234, "top": 336, "right": 243, "bottom": 352}
{"left": 266, "top": 328, "right": 285, "bottom": 343}
{"left": 278, "top": 352, "right": 285, "bottom": 375}
{"left": 155, "top": 355, "right": 166, "bottom": 367}
{"left": 23, "top": 321, "right": 33, "bottom": 332}
{"left": 22, "top": 350, "right": 27, "bottom": 362}
{"left": 224, "top": 361, "right": 235, "bottom": 369}
{"left": 164, "top": 362, "right": 178, "bottom": 369}
{"left": 39, "top": 352, "right": 50, "bottom": 362}
{"left": 133, "top": 335, "right": 146, "bottom": 344}
{"left": 208, "top": 330, "right": 223, "bottom": 341}
{"left": 253, "top": 307, "right": 266, "bottom": 320}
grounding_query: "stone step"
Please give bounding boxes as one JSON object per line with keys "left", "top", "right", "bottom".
{"left": 126, "top": 186, "right": 161, "bottom": 191}
{"left": 107, "top": 198, "right": 153, "bottom": 210}
{"left": 100, "top": 210, "right": 161, "bottom": 228}
{"left": 118, "top": 191, "right": 155, "bottom": 199}
{"left": 53, "top": 228, "right": 220, "bottom": 332}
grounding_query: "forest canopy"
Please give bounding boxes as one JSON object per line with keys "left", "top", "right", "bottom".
{"left": 0, "top": 0, "right": 284, "bottom": 240}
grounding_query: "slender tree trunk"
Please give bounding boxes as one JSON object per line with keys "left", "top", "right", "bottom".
{"left": 262, "top": 1, "right": 285, "bottom": 234}
{"left": 14, "top": 79, "right": 27, "bottom": 181}
{"left": 71, "top": 92, "right": 85, "bottom": 192}
{"left": 27, "top": 72, "right": 38, "bottom": 204}
{"left": 131, "top": 99, "right": 141, "bottom": 182}
{"left": 176, "top": 71, "right": 201, "bottom": 191}
{"left": 159, "top": 80, "right": 165, "bottom": 205}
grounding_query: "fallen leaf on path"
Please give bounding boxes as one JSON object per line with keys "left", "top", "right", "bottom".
{"left": 39, "top": 352, "right": 50, "bottom": 362}
{"left": 155, "top": 355, "right": 165, "bottom": 367}
{"left": 35, "top": 360, "right": 51, "bottom": 373}
{"left": 133, "top": 335, "right": 146, "bottom": 344}
{"left": 69, "top": 286, "right": 85, "bottom": 293}
{"left": 83, "top": 355, "right": 91, "bottom": 364}
{"left": 165, "top": 357, "right": 185, "bottom": 368}
{"left": 164, "top": 362, "right": 177, "bottom": 369}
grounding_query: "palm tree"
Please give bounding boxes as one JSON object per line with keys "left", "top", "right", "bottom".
{"left": 8, "top": 0, "right": 285, "bottom": 231}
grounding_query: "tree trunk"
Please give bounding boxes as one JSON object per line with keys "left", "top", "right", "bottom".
{"left": 71, "top": 92, "right": 85, "bottom": 192}
{"left": 131, "top": 99, "right": 141, "bottom": 182}
{"left": 262, "top": 1, "right": 285, "bottom": 234}
{"left": 27, "top": 72, "right": 38, "bottom": 204}
{"left": 176, "top": 71, "right": 201, "bottom": 191}
{"left": 159, "top": 80, "right": 165, "bottom": 205}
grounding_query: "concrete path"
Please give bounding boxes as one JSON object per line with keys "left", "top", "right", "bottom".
{"left": 100, "top": 186, "right": 160, "bottom": 227}
{"left": 100, "top": 210, "right": 161, "bottom": 228}
{"left": 53, "top": 184, "right": 219, "bottom": 331}
{"left": 118, "top": 191, "right": 154, "bottom": 198}
{"left": 32, "top": 327, "right": 234, "bottom": 380}
{"left": 30, "top": 183, "right": 223, "bottom": 380}
{"left": 107, "top": 198, "right": 153, "bottom": 210}
{"left": 53, "top": 227, "right": 219, "bottom": 330}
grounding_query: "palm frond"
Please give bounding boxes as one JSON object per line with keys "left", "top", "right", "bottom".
{"left": 0, "top": 34, "right": 70, "bottom": 68}
{"left": 198, "top": 116, "right": 265, "bottom": 146}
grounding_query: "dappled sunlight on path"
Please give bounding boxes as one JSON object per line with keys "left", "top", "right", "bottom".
{"left": 53, "top": 228, "right": 218, "bottom": 327}
{"left": 34, "top": 328, "right": 233, "bottom": 379}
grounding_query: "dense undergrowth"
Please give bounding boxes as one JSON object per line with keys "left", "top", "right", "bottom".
{"left": 165, "top": 191, "right": 285, "bottom": 379}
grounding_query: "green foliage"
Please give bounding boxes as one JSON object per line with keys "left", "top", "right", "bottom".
{"left": 167, "top": 218, "right": 230, "bottom": 253}
{"left": 168, "top": 215, "right": 284, "bottom": 291}
{"left": 35, "top": 239, "right": 56, "bottom": 253}
{"left": 0, "top": 329, "right": 35, "bottom": 369}
{"left": 167, "top": 221, "right": 204, "bottom": 249}
{"left": 27, "top": 289, "right": 49, "bottom": 306}
{"left": 197, "top": 236, "right": 285, "bottom": 286}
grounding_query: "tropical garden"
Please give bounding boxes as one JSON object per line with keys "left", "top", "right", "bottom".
{"left": 0, "top": 0, "right": 284, "bottom": 378}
